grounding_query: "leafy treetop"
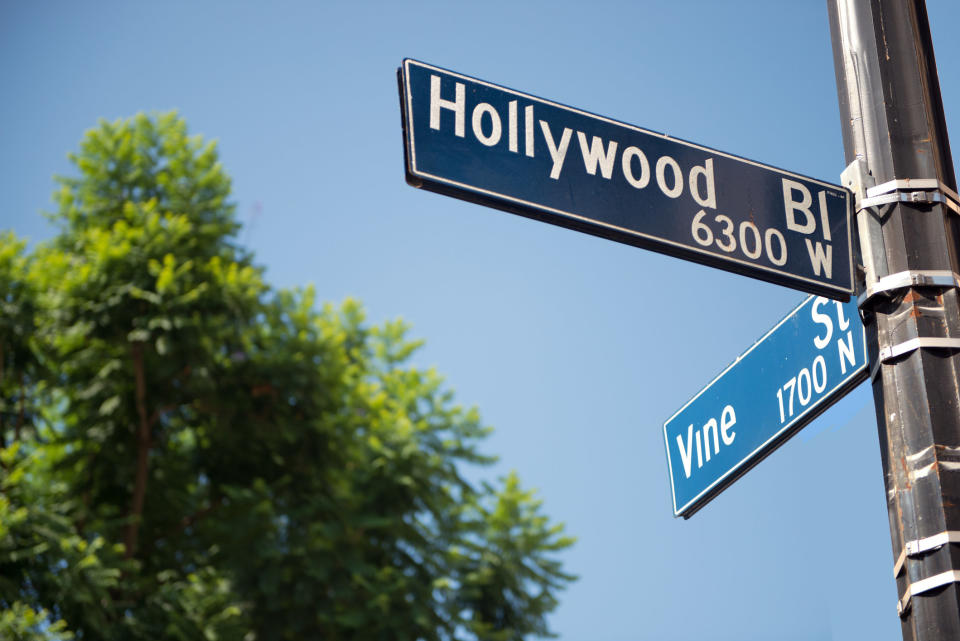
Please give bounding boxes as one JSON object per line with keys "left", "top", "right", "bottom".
{"left": 0, "top": 111, "right": 575, "bottom": 641}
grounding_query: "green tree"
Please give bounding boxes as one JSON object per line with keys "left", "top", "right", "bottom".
{"left": 1, "top": 112, "right": 575, "bottom": 640}
{"left": 0, "top": 232, "right": 43, "bottom": 447}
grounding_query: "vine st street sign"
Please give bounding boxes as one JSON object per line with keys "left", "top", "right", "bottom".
{"left": 398, "top": 59, "right": 866, "bottom": 518}
{"left": 398, "top": 59, "right": 854, "bottom": 299}
{"left": 664, "top": 295, "right": 867, "bottom": 518}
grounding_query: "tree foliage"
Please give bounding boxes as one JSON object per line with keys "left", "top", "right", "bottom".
{"left": 0, "top": 112, "right": 574, "bottom": 640}
{"left": 0, "top": 233, "right": 43, "bottom": 447}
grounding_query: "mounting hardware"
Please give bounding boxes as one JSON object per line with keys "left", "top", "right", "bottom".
{"left": 898, "top": 570, "right": 960, "bottom": 617}
{"left": 858, "top": 270, "right": 960, "bottom": 306}
{"left": 841, "top": 158, "right": 873, "bottom": 203}
{"left": 893, "top": 530, "right": 960, "bottom": 578}
{"left": 841, "top": 158, "right": 885, "bottom": 292}
{"left": 857, "top": 178, "right": 960, "bottom": 215}
{"left": 870, "top": 337, "right": 960, "bottom": 380}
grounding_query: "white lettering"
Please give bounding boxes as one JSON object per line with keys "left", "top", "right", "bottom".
{"left": 525, "top": 106, "right": 535, "bottom": 157}
{"left": 838, "top": 331, "right": 856, "bottom": 375}
{"left": 721, "top": 405, "right": 736, "bottom": 446}
{"left": 577, "top": 132, "right": 618, "bottom": 179}
{"left": 702, "top": 418, "right": 719, "bottom": 462}
{"left": 695, "top": 428, "right": 703, "bottom": 469}
{"left": 471, "top": 103, "right": 502, "bottom": 147}
{"left": 812, "top": 297, "right": 833, "bottom": 350}
{"left": 677, "top": 424, "right": 695, "bottom": 479}
{"left": 813, "top": 355, "right": 827, "bottom": 393}
{"left": 797, "top": 369, "right": 812, "bottom": 405}
{"left": 740, "top": 222, "right": 762, "bottom": 259}
{"left": 508, "top": 101, "right": 518, "bottom": 153}
{"left": 622, "top": 146, "right": 650, "bottom": 189}
{"left": 656, "top": 156, "right": 683, "bottom": 199}
{"left": 835, "top": 300, "right": 850, "bottom": 331}
{"left": 805, "top": 239, "right": 833, "bottom": 279}
{"left": 765, "top": 228, "right": 788, "bottom": 266}
{"left": 676, "top": 407, "right": 737, "bottom": 479}
{"left": 540, "top": 120, "right": 573, "bottom": 180}
{"left": 689, "top": 158, "right": 717, "bottom": 209}
{"left": 819, "top": 191, "right": 832, "bottom": 241}
{"left": 429, "top": 75, "right": 464, "bottom": 137}
{"left": 782, "top": 178, "right": 816, "bottom": 234}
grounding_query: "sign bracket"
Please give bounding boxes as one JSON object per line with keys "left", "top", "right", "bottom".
{"left": 894, "top": 530, "right": 960, "bottom": 578}
{"left": 871, "top": 337, "right": 960, "bottom": 380}
{"left": 861, "top": 179, "right": 960, "bottom": 215}
{"left": 898, "top": 571, "right": 960, "bottom": 618}
{"left": 859, "top": 270, "right": 960, "bottom": 306}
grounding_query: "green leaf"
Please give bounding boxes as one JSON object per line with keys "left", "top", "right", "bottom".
{"left": 98, "top": 395, "right": 121, "bottom": 416}
{"left": 127, "top": 328, "right": 150, "bottom": 342}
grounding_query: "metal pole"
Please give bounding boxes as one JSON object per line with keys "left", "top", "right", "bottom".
{"left": 829, "top": 1, "right": 960, "bottom": 639}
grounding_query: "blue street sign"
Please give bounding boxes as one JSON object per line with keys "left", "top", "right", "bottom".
{"left": 399, "top": 59, "right": 853, "bottom": 299}
{"left": 664, "top": 295, "right": 868, "bottom": 518}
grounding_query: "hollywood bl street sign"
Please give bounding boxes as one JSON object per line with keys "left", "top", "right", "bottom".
{"left": 398, "top": 59, "right": 854, "bottom": 299}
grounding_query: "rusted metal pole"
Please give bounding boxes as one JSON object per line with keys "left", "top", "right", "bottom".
{"left": 829, "top": 1, "right": 960, "bottom": 639}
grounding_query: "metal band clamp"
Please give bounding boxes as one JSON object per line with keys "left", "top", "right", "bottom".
{"left": 898, "top": 570, "right": 960, "bottom": 617}
{"left": 893, "top": 530, "right": 960, "bottom": 578}
{"left": 861, "top": 190, "right": 960, "bottom": 214}
{"left": 858, "top": 178, "right": 960, "bottom": 215}
{"left": 858, "top": 270, "right": 960, "bottom": 306}
{"left": 870, "top": 337, "right": 960, "bottom": 380}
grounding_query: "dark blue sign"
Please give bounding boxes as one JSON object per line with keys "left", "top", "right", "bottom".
{"left": 399, "top": 59, "right": 853, "bottom": 299}
{"left": 664, "top": 296, "right": 867, "bottom": 517}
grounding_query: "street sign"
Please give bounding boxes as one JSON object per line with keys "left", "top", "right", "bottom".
{"left": 399, "top": 59, "right": 854, "bottom": 299}
{"left": 663, "top": 295, "right": 868, "bottom": 518}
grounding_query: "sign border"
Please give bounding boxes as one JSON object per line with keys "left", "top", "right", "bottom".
{"left": 399, "top": 58, "right": 854, "bottom": 299}
{"left": 663, "top": 295, "right": 869, "bottom": 518}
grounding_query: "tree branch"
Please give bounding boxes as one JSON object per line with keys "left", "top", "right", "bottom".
{"left": 0, "top": 342, "right": 5, "bottom": 451}
{"left": 147, "top": 404, "right": 178, "bottom": 430}
{"left": 124, "top": 341, "right": 152, "bottom": 559}
{"left": 15, "top": 372, "right": 24, "bottom": 442}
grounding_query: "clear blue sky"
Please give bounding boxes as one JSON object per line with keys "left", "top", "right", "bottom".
{"left": 3, "top": 2, "right": 959, "bottom": 639}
